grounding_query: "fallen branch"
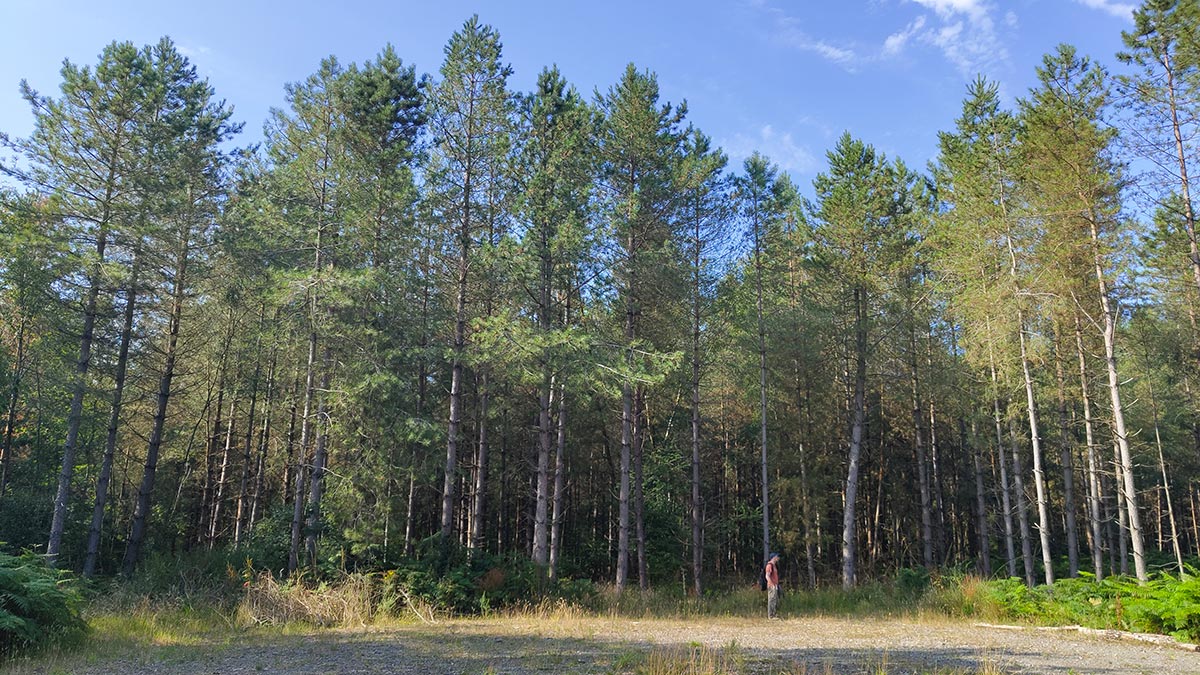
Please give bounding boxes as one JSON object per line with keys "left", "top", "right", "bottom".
{"left": 973, "top": 622, "right": 1199, "bottom": 652}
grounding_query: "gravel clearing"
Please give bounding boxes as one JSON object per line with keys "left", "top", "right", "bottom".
{"left": 12, "top": 615, "right": 1200, "bottom": 674}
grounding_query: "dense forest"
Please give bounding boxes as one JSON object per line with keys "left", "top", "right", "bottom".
{"left": 0, "top": 2, "right": 1198, "bottom": 597}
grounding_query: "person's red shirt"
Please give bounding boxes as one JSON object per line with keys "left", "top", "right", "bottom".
{"left": 765, "top": 560, "right": 779, "bottom": 588}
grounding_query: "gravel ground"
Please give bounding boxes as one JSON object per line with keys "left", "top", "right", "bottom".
{"left": 11, "top": 615, "right": 1200, "bottom": 674}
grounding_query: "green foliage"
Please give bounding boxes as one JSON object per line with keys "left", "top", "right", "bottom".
{"left": 931, "top": 572, "right": 1200, "bottom": 642}
{"left": 0, "top": 551, "right": 86, "bottom": 657}
{"left": 380, "top": 551, "right": 597, "bottom": 616}
{"left": 1119, "top": 571, "right": 1200, "bottom": 640}
{"left": 895, "top": 566, "right": 932, "bottom": 598}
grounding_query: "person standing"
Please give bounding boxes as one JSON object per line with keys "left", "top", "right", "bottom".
{"left": 765, "top": 552, "right": 780, "bottom": 619}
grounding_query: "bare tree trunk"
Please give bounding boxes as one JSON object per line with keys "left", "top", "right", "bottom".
{"left": 634, "top": 389, "right": 648, "bottom": 590}
{"left": 1009, "top": 413, "right": 1036, "bottom": 586}
{"left": 843, "top": 287, "right": 867, "bottom": 590}
{"left": 532, "top": 369, "right": 552, "bottom": 566}
{"left": 691, "top": 262, "right": 704, "bottom": 596}
{"left": 549, "top": 383, "right": 567, "bottom": 583}
{"left": 990, "top": 357, "right": 1018, "bottom": 578}
{"left": 470, "top": 370, "right": 491, "bottom": 556}
{"left": 755, "top": 219, "right": 771, "bottom": 575}
{"left": 1017, "top": 313, "right": 1054, "bottom": 585}
{"left": 122, "top": 227, "right": 189, "bottom": 576}
{"left": 929, "top": 397, "right": 948, "bottom": 565}
{"left": 1053, "top": 330, "right": 1080, "bottom": 577}
{"left": 1086, "top": 214, "right": 1147, "bottom": 581}
{"left": 288, "top": 321, "right": 318, "bottom": 575}
{"left": 969, "top": 417, "right": 991, "bottom": 576}
{"left": 234, "top": 316, "right": 264, "bottom": 546}
{"left": 209, "top": 394, "right": 237, "bottom": 546}
{"left": 49, "top": 224, "right": 110, "bottom": 565}
{"left": 248, "top": 350, "right": 277, "bottom": 534}
{"left": 1142, "top": 339, "right": 1184, "bottom": 574}
{"left": 282, "top": 373, "right": 299, "bottom": 506}
{"left": 799, "top": 378, "right": 817, "bottom": 589}
{"left": 304, "top": 348, "right": 332, "bottom": 569}
{"left": 616, "top": 382, "right": 632, "bottom": 592}
{"left": 1160, "top": 45, "right": 1200, "bottom": 299}
{"left": 1076, "top": 319, "right": 1105, "bottom": 578}
{"left": 910, "top": 322, "right": 934, "bottom": 569}
{"left": 1112, "top": 439, "right": 1130, "bottom": 576}
{"left": 84, "top": 255, "right": 139, "bottom": 577}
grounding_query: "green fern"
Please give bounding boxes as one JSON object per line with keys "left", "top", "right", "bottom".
{"left": 0, "top": 551, "right": 86, "bottom": 657}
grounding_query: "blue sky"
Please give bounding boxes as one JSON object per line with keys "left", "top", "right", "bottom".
{"left": 1, "top": 0, "right": 1137, "bottom": 190}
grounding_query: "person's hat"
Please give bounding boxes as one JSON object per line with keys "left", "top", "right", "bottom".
{"left": 769, "top": 552, "right": 780, "bottom": 560}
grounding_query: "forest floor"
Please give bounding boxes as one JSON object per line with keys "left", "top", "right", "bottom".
{"left": 7, "top": 614, "right": 1200, "bottom": 674}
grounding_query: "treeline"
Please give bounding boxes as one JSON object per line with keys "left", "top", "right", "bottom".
{"left": 1, "top": 3, "right": 1198, "bottom": 594}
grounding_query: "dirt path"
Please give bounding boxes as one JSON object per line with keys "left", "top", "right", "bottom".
{"left": 13, "top": 615, "right": 1200, "bottom": 674}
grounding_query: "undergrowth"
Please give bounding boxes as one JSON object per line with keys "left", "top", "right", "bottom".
{"left": 0, "top": 551, "right": 86, "bottom": 658}
{"left": 919, "top": 567, "right": 1200, "bottom": 643}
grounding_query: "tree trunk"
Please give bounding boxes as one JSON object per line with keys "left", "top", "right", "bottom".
{"left": 842, "top": 287, "right": 867, "bottom": 590}
{"left": 470, "top": 370, "right": 491, "bottom": 556}
{"left": 1087, "top": 216, "right": 1147, "bottom": 582}
{"left": 1009, "top": 413, "right": 1036, "bottom": 586}
{"left": 969, "top": 417, "right": 991, "bottom": 576}
{"left": 755, "top": 215, "right": 771, "bottom": 574}
{"left": 910, "top": 322, "right": 934, "bottom": 569}
{"left": 1017, "top": 312, "right": 1054, "bottom": 585}
{"left": 288, "top": 321, "right": 318, "bottom": 575}
{"left": 248, "top": 352, "right": 277, "bottom": 535}
{"left": 1076, "top": 318, "right": 1105, "bottom": 578}
{"left": 533, "top": 367, "right": 552, "bottom": 566}
{"left": 84, "top": 254, "right": 139, "bottom": 577}
{"left": 209, "top": 394, "right": 237, "bottom": 546}
{"left": 634, "top": 388, "right": 648, "bottom": 590}
{"left": 990, "top": 355, "right": 1018, "bottom": 578}
{"left": 122, "top": 228, "right": 189, "bottom": 576}
{"left": 1161, "top": 45, "right": 1200, "bottom": 300}
{"left": 48, "top": 222, "right": 110, "bottom": 565}
{"left": 549, "top": 384, "right": 567, "bottom": 583}
{"left": 1053, "top": 330, "right": 1080, "bottom": 577}
{"left": 304, "top": 347, "right": 333, "bottom": 569}
{"left": 234, "top": 318, "right": 264, "bottom": 546}
{"left": 617, "top": 378, "right": 632, "bottom": 593}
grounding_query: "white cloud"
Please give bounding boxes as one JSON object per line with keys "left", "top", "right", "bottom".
{"left": 177, "top": 44, "right": 212, "bottom": 59}
{"left": 750, "top": 1, "right": 862, "bottom": 69}
{"left": 750, "top": 0, "right": 1010, "bottom": 76}
{"left": 884, "top": 15, "right": 927, "bottom": 56}
{"left": 1072, "top": 0, "right": 1135, "bottom": 20}
{"left": 724, "top": 124, "right": 819, "bottom": 175}
{"left": 909, "top": 0, "right": 988, "bottom": 21}
{"left": 897, "top": 0, "right": 1009, "bottom": 75}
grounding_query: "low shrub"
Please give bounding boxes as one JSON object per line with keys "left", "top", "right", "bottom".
{"left": 237, "top": 571, "right": 377, "bottom": 627}
{"left": 931, "top": 569, "right": 1200, "bottom": 642}
{"left": 0, "top": 551, "right": 86, "bottom": 657}
{"left": 379, "top": 552, "right": 598, "bottom": 619}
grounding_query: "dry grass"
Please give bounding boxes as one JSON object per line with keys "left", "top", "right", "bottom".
{"left": 236, "top": 572, "right": 377, "bottom": 627}
{"left": 640, "top": 644, "right": 743, "bottom": 674}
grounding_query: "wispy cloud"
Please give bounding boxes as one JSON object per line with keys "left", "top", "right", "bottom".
{"left": 1072, "top": 0, "right": 1135, "bottom": 20}
{"left": 888, "top": 0, "right": 1009, "bottom": 76}
{"left": 884, "top": 16, "right": 927, "bottom": 56}
{"left": 724, "top": 124, "right": 819, "bottom": 175}
{"left": 177, "top": 44, "right": 212, "bottom": 59}
{"left": 751, "top": 0, "right": 1010, "bottom": 76}
{"left": 749, "top": 0, "right": 862, "bottom": 69}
